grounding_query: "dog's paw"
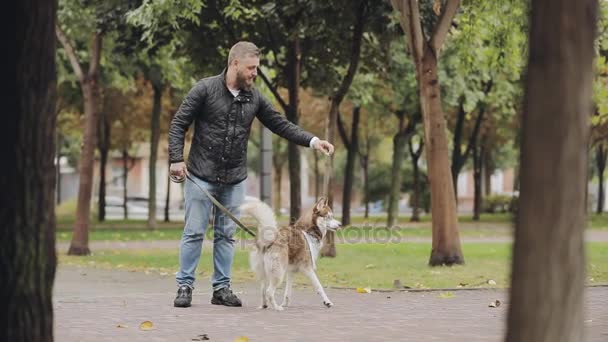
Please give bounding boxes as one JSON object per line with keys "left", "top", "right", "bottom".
{"left": 323, "top": 301, "right": 334, "bottom": 308}
{"left": 258, "top": 304, "right": 268, "bottom": 309}
{"left": 272, "top": 305, "right": 284, "bottom": 311}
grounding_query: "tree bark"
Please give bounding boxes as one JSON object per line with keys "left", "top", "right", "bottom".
{"left": 408, "top": 135, "right": 423, "bottom": 222}
{"left": 148, "top": 77, "right": 162, "bottom": 229}
{"left": 5, "top": 1, "right": 58, "bottom": 340}
{"left": 420, "top": 46, "right": 464, "bottom": 266}
{"left": 451, "top": 82, "right": 492, "bottom": 201}
{"left": 56, "top": 26, "right": 103, "bottom": 256}
{"left": 391, "top": 0, "right": 463, "bottom": 266}
{"left": 596, "top": 144, "right": 606, "bottom": 214}
{"left": 341, "top": 107, "right": 360, "bottom": 226}
{"left": 472, "top": 140, "right": 482, "bottom": 221}
{"left": 321, "top": 0, "right": 368, "bottom": 257}
{"left": 387, "top": 112, "right": 407, "bottom": 228}
{"left": 286, "top": 36, "right": 302, "bottom": 224}
{"left": 506, "top": 0, "right": 597, "bottom": 340}
{"left": 56, "top": 134, "right": 62, "bottom": 204}
{"left": 164, "top": 158, "right": 171, "bottom": 222}
{"left": 122, "top": 148, "right": 129, "bottom": 220}
{"left": 97, "top": 109, "right": 110, "bottom": 222}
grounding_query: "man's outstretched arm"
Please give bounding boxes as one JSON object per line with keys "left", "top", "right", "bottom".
{"left": 257, "top": 96, "right": 334, "bottom": 155}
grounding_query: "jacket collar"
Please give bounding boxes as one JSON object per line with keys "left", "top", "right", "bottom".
{"left": 220, "top": 68, "right": 253, "bottom": 100}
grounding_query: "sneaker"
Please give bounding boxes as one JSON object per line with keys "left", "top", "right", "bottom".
{"left": 174, "top": 285, "right": 192, "bottom": 307}
{"left": 211, "top": 287, "right": 242, "bottom": 307}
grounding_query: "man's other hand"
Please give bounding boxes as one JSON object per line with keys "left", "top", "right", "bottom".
{"left": 170, "top": 162, "right": 188, "bottom": 180}
{"left": 313, "top": 140, "right": 335, "bottom": 156}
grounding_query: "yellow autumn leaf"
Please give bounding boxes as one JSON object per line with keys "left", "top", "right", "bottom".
{"left": 439, "top": 291, "right": 455, "bottom": 299}
{"left": 234, "top": 336, "right": 249, "bottom": 342}
{"left": 139, "top": 320, "right": 154, "bottom": 330}
{"left": 356, "top": 287, "right": 372, "bottom": 293}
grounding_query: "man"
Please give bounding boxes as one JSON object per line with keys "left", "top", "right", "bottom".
{"left": 168, "top": 41, "right": 334, "bottom": 308}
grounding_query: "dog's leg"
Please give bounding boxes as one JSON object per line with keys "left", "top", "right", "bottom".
{"left": 258, "top": 280, "right": 268, "bottom": 309}
{"left": 264, "top": 254, "right": 284, "bottom": 311}
{"left": 281, "top": 272, "right": 293, "bottom": 308}
{"left": 303, "top": 268, "right": 333, "bottom": 308}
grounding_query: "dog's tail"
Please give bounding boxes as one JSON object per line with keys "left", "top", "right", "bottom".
{"left": 240, "top": 199, "right": 278, "bottom": 250}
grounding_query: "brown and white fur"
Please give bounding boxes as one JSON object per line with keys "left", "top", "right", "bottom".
{"left": 240, "top": 197, "right": 341, "bottom": 310}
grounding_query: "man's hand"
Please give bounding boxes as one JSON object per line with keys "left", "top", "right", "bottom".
{"left": 170, "top": 162, "right": 188, "bottom": 181}
{"left": 313, "top": 139, "right": 335, "bottom": 156}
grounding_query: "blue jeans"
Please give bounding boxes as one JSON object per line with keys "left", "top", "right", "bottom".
{"left": 176, "top": 175, "right": 245, "bottom": 290}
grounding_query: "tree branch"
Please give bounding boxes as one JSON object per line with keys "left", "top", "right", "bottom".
{"left": 463, "top": 80, "right": 494, "bottom": 161}
{"left": 391, "top": 0, "right": 424, "bottom": 62}
{"left": 332, "top": 0, "right": 368, "bottom": 104}
{"left": 55, "top": 24, "right": 85, "bottom": 83}
{"left": 258, "top": 68, "right": 289, "bottom": 112}
{"left": 264, "top": 19, "right": 286, "bottom": 71}
{"left": 337, "top": 111, "right": 351, "bottom": 147}
{"left": 88, "top": 32, "right": 103, "bottom": 78}
{"left": 429, "top": 0, "right": 461, "bottom": 55}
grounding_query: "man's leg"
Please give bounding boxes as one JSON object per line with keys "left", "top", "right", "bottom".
{"left": 174, "top": 176, "right": 215, "bottom": 307}
{"left": 210, "top": 180, "right": 245, "bottom": 306}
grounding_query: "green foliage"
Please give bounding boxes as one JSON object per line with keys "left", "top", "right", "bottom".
{"left": 483, "top": 194, "right": 517, "bottom": 214}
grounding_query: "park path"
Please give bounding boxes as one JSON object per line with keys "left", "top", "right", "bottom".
{"left": 54, "top": 265, "right": 607, "bottom": 342}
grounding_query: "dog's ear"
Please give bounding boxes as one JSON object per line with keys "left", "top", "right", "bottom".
{"left": 315, "top": 197, "right": 327, "bottom": 211}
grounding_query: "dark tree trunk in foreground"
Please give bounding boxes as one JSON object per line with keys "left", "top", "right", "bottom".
{"left": 4, "top": 1, "right": 58, "bottom": 340}
{"left": 506, "top": 0, "right": 597, "bottom": 341}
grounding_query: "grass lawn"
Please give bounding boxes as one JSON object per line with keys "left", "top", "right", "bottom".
{"left": 56, "top": 225, "right": 512, "bottom": 242}
{"left": 59, "top": 242, "right": 608, "bottom": 290}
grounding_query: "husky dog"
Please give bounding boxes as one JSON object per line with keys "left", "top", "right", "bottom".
{"left": 240, "top": 197, "right": 341, "bottom": 310}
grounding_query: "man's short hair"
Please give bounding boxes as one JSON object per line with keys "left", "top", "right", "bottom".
{"left": 228, "top": 41, "right": 260, "bottom": 66}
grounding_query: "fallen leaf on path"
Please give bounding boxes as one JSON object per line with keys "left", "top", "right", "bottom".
{"left": 116, "top": 324, "right": 128, "bottom": 328}
{"left": 488, "top": 300, "right": 501, "bottom": 308}
{"left": 356, "top": 287, "right": 372, "bottom": 293}
{"left": 139, "top": 320, "right": 154, "bottom": 331}
{"left": 439, "top": 292, "right": 455, "bottom": 299}
{"left": 234, "top": 336, "right": 249, "bottom": 342}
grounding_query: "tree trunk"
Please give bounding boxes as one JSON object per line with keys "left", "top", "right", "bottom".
{"left": 148, "top": 80, "right": 162, "bottom": 229}
{"left": 286, "top": 37, "right": 302, "bottom": 224}
{"left": 68, "top": 82, "right": 98, "bottom": 256}
{"left": 506, "top": 1, "right": 597, "bottom": 341}
{"left": 273, "top": 164, "right": 283, "bottom": 216}
{"left": 97, "top": 110, "right": 110, "bottom": 222}
{"left": 59, "top": 28, "right": 103, "bottom": 256}
{"left": 98, "top": 142, "right": 108, "bottom": 222}
{"left": 387, "top": 114, "right": 407, "bottom": 228}
{"left": 313, "top": 150, "right": 320, "bottom": 201}
{"left": 450, "top": 99, "right": 466, "bottom": 200}
{"left": 6, "top": 2, "right": 57, "bottom": 340}
{"left": 408, "top": 136, "right": 423, "bottom": 222}
{"left": 419, "top": 46, "right": 464, "bottom": 266}
{"left": 122, "top": 148, "right": 129, "bottom": 220}
{"left": 341, "top": 107, "right": 360, "bottom": 226}
{"left": 595, "top": 144, "right": 606, "bottom": 214}
{"left": 483, "top": 149, "right": 492, "bottom": 196}
{"left": 322, "top": 1, "right": 368, "bottom": 257}
{"left": 164, "top": 158, "right": 171, "bottom": 222}
{"left": 362, "top": 156, "right": 370, "bottom": 219}
{"left": 56, "top": 134, "right": 62, "bottom": 204}
{"left": 472, "top": 142, "right": 482, "bottom": 221}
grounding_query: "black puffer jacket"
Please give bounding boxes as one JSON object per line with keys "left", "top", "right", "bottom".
{"left": 169, "top": 70, "right": 314, "bottom": 184}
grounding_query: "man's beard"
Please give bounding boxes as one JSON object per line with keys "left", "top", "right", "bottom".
{"left": 236, "top": 70, "right": 255, "bottom": 90}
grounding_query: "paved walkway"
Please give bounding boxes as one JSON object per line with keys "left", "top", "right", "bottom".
{"left": 54, "top": 265, "right": 607, "bottom": 342}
